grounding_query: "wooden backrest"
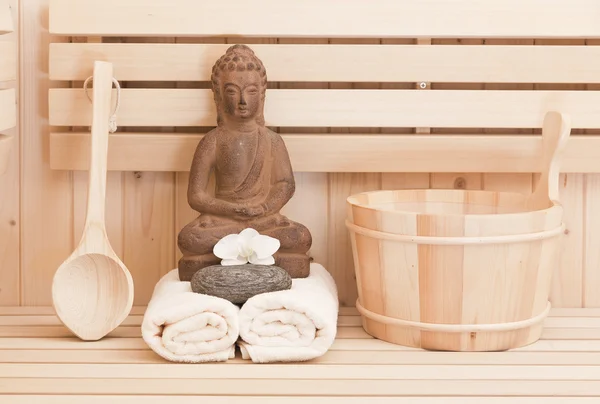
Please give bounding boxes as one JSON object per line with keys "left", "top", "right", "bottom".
{"left": 48, "top": 0, "right": 600, "bottom": 174}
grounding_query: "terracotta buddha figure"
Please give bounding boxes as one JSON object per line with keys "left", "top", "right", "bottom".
{"left": 177, "top": 44, "right": 312, "bottom": 281}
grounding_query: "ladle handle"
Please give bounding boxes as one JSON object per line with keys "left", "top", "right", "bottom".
{"left": 84, "top": 61, "right": 114, "bottom": 231}
{"left": 529, "top": 111, "right": 571, "bottom": 209}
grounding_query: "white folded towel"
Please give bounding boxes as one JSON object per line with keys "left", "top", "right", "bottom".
{"left": 141, "top": 268, "right": 240, "bottom": 363}
{"left": 237, "top": 263, "right": 339, "bottom": 363}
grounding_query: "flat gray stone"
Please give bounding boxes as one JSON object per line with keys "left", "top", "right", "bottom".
{"left": 191, "top": 264, "right": 292, "bottom": 305}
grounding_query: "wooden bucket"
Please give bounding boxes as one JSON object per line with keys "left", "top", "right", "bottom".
{"left": 345, "top": 112, "right": 570, "bottom": 351}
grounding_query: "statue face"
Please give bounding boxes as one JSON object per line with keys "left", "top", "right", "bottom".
{"left": 220, "top": 69, "right": 262, "bottom": 123}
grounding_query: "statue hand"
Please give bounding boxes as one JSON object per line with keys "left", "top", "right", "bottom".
{"left": 233, "top": 204, "right": 266, "bottom": 220}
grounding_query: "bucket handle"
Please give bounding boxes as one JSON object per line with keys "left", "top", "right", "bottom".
{"left": 527, "top": 111, "right": 571, "bottom": 210}
{"left": 356, "top": 299, "right": 551, "bottom": 333}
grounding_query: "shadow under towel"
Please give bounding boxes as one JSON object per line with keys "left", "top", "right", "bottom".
{"left": 237, "top": 263, "right": 339, "bottom": 363}
{"left": 142, "top": 268, "right": 240, "bottom": 363}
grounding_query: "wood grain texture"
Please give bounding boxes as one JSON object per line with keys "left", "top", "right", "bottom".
{"left": 48, "top": 133, "right": 600, "bottom": 173}
{"left": 276, "top": 37, "right": 330, "bottom": 271}
{"left": 48, "top": 0, "right": 600, "bottom": 38}
{"left": 1, "top": 398, "right": 599, "bottom": 404}
{"left": 119, "top": 37, "right": 176, "bottom": 306}
{"left": 25, "top": 0, "right": 600, "bottom": 311}
{"left": 329, "top": 173, "right": 381, "bottom": 307}
{"left": 550, "top": 174, "right": 584, "bottom": 307}
{"left": 49, "top": 43, "right": 600, "bottom": 83}
{"left": 48, "top": 88, "right": 600, "bottom": 129}
{"left": 378, "top": 38, "right": 428, "bottom": 196}
{"left": 0, "top": 0, "right": 18, "bottom": 306}
{"left": 123, "top": 171, "right": 174, "bottom": 305}
{"left": 0, "top": 88, "right": 16, "bottom": 131}
{"left": 481, "top": 39, "right": 536, "bottom": 200}
{"left": 1, "top": 309, "right": 600, "bottom": 399}
{"left": 20, "top": 0, "right": 73, "bottom": 306}
{"left": 584, "top": 174, "right": 600, "bottom": 307}
{"left": 0, "top": 41, "right": 16, "bottom": 81}
{"left": 0, "top": 133, "right": 12, "bottom": 176}
{"left": 0, "top": 0, "right": 12, "bottom": 34}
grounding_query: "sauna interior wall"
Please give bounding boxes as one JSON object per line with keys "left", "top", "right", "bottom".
{"left": 1, "top": 0, "right": 599, "bottom": 308}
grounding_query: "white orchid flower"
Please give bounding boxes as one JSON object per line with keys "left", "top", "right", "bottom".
{"left": 213, "top": 228, "right": 280, "bottom": 266}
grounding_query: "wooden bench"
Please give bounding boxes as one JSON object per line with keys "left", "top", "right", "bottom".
{"left": 4, "top": 0, "right": 600, "bottom": 401}
{"left": 2, "top": 306, "right": 600, "bottom": 401}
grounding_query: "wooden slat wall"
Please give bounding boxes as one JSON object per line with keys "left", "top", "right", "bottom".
{"left": 3, "top": 0, "right": 600, "bottom": 309}
{"left": 47, "top": 0, "right": 600, "bottom": 38}
{"left": 0, "top": 0, "right": 17, "bottom": 306}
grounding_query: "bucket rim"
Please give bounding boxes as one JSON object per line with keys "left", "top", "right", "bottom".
{"left": 347, "top": 188, "right": 562, "bottom": 219}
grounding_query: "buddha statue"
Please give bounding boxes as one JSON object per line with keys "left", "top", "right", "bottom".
{"left": 177, "top": 44, "right": 312, "bottom": 282}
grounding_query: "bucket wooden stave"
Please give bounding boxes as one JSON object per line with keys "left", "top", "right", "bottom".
{"left": 346, "top": 188, "right": 564, "bottom": 352}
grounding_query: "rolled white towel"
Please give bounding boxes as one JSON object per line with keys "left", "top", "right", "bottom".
{"left": 237, "top": 263, "right": 339, "bottom": 363}
{"left": 142, "top": 268, "right": 240, "bottom": 363}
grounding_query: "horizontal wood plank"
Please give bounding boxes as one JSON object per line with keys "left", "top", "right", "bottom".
{"left": 6, "top": 314, "right": 600, "bottom": 329}
{"left": 49, "top": 43, "right": 600, "bottom": 83}
{"left": 0, "top": 0, "right": 12, "bottom": 35}
{"left": 2, "top": 337, "right": 600, "bottom": 352}
{"left": 0, "top": 306, "right": 147, "bottom": 315}
{"left": 21, "top": 306, "right": 593, "bottom": 317}
{"left": 2, "top": 398, "right": 597, "bottom": 404}
{"left": 0, "top": 88, "right": 15, "bottom": 131}
{"left": 0, "top": 326, "right": 142, "bottom": 338}
{"left": 49, "top": 133, "right": 600, "bottom": 173}
{"left": 48, "top": 0, "right": 600, "bottom": 38}
{"left": 2, "top": 325, "right": 596, "bottom": 341}
{"left": 0, "top": 378, "right": 599, "bottom": 396}
{"left": 48, "top": 89, "right": 600, "bottom": 129}
{"left": 2, "top": 308, "right": 600, "bottom": 399}
{"left": 1, "top": 363, "right": 600, "bottom": 380}
{"left": 7, "top": 349, "right": 600, "bottom": 366}
{"left": 0, "top": 41, "right": 16, "bottom": 81}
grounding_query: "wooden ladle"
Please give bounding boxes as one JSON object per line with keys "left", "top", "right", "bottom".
{"left": 526, "top": 111, "right": 571, "bottom": 210}
{"left": 52, "top": 61, "right": 134, "bottom": 341}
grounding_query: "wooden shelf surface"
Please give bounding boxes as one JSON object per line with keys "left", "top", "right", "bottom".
{"left": 1, "top": 306, "right": 600, "bottom": 402}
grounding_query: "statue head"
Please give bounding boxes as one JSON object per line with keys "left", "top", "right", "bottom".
{"left": 211, "top": 44, "right": 268, "bottom": 127}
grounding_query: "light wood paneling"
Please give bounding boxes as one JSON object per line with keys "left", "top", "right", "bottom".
{"left": 0, "top": 42, "right": 16, "bottom": 81}
{"left": 328, "top": 173, "right": 381, "bottom": 307}
{"left": 10, "top": 0, "right": 600, "bottom": 310}
{"left": 550, "top": 174, "right": 584, "bottom": 307}
{"left": 277, "top": 38, "right": 330, "bottom": 270}
{"left": 48, "top": 89, "right": 600, "bottom": 129}
{"left": 20, "top": 0, "right": 73, "bottom": 305}
{"left": 584, "top": 174, "right": 600, "bottom": 307}
{"left": 0, "top": 0, "right": 12, "bottom": 35}
{"left": 0, "top": 89, "right": 16, "bottom": 131}
{"left": 0, "top": 133, "right": 12, "bottom": 176}
{"left": 119, "top": 37, "right": 176, "bottom": 305}
{"left": 49, "top": 43, "right": 600, "bottom": 84}
{"left": 48, "top": 0, "right": 600, "bottom": 38}
{"left": 123, "top": 171, "right": 174, "bottom": 305}
{"left": 4, "top": 398, "right": 598, "bottom": 404}
{"left": 0, "top": 0, "right": 18, "bottom": 306}
{"left": 49, "top": 133, "right": 600, "bottom": 173}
